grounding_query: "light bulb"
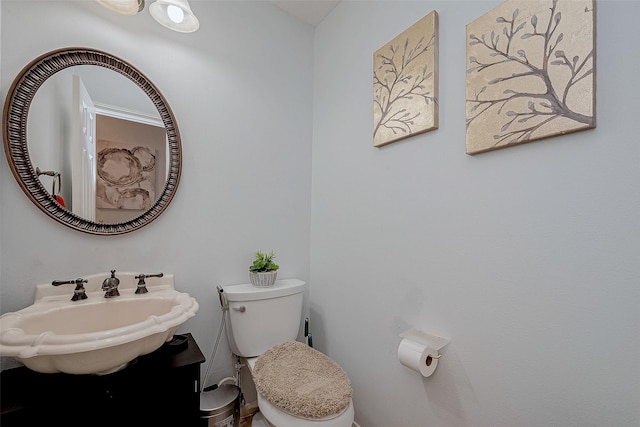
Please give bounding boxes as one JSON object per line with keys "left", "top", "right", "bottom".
{"left": 149, "top": 0, "right": 199, "bottom": 32}
{"left": 167, "top": 5, "right": 184, "bottom": 23}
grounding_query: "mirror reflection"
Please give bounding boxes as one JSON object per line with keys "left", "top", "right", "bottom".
{"left": 3, "top": 48, "right": 181, "bottom": 235}
{"left": 28, "top": 65, "right": 168, "bottom": 224}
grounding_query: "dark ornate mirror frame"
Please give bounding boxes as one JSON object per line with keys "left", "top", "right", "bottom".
{"left": 3, "top": 47, "right": 181, "bottom": 235}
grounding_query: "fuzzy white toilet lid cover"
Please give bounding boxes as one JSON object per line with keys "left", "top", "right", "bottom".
{"left": 253, "top": 341, "right": 352, "bottom": 419}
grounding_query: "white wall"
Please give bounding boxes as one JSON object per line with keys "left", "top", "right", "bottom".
{"left": 311, "top": 1, "right": 639, "bottom": 426}
{"left": 0, "top": 0, "right": 314, "bottom": 381}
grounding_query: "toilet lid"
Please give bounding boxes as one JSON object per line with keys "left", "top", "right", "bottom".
{"left": 253, "top": 341, "right": 352, "bottom": 419}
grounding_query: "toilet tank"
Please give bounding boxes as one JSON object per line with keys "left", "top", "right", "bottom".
{"left": 222, "top": 279, "right": 306, "bottom": 357}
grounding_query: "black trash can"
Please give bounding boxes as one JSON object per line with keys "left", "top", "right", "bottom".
{"left": 199, "top": 384, "right": 241, "bottom": 427}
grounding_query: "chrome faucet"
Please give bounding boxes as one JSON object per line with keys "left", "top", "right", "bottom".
{"left": 102, "top": 270, "right": 120, "bottom": 298}
{"left": 52, "top": 278, "right": 88, "bottom": 301}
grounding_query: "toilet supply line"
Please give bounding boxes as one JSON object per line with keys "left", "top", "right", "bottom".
{"left": 200, "top": 286, "right": 232, "bottom": 393}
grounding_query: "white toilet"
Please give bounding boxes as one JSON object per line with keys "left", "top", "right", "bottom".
{"left": 219, "top": 279, "right": 354, "bottom": 427}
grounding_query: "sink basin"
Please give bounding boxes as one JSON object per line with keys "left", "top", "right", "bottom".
{"left": 0, "top": 272, "right": 199, "bottom": 375}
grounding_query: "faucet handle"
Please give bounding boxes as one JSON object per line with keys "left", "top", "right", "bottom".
{"left": 134, "top": 273, "right": 163, "bottom": 294}
{"left": 52, "top": 278, "right": 87, "bottom": 286}
{"left": 135, "top": 273, "right": 164, "bottom": 279}
{"left": 52, "top": 278, "right": 88, "bottom": 301}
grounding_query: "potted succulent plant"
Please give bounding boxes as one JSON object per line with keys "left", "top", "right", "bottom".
{"left": 249, "top": 250, "right": 280, "bottom": 287}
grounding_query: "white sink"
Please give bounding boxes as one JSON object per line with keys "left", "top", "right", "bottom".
{"left": 0, "top": 272, "right": 199, "bottom": 375}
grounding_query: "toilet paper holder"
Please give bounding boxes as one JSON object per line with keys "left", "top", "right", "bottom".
{"left": 399, "top": 328, "right": 449, "bottom": 359}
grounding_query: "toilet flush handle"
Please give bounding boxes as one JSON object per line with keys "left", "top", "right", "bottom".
{"left": 232, "top": 306, "right": 246, "bottom": 313}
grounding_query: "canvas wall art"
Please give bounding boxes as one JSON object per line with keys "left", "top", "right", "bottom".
{"left": 466, "top": 0, "right": 595, "bottom": 154}
{"left": 373, "top": 11, "right": 439, "bottom": 147}
{"left": 96, "top": 141, "right": 156, "bottom": 210}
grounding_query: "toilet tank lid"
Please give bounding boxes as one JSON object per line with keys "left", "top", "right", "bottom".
{"left": 222, "top": 279, "right": 306, "bottom": 302}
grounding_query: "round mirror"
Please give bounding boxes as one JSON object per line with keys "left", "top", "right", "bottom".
{"left": 3, "top": 47, "right": 181, "bottom": 235}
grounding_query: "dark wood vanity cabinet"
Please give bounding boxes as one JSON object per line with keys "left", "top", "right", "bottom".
{"left": 0, "top": 333, "right": 205, "bottom": 427}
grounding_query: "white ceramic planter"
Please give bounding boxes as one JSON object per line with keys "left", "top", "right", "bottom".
{"left": 249, "top": 271, "right": 277, "bottom": 287}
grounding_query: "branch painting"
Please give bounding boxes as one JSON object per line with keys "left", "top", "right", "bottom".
{"left": 466, "top": 0, "right": 595, "bottom": 154}
{"left": 374, "top": 11, "right": 438, "bottom": 147}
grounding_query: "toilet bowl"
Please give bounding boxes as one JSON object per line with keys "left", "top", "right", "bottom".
{"left": 247, "top": 354, "right": 354, "bottom": 427}
{"left": 257, "top": 393, "right": 355, "bottom": 427}
{"left": 219, "top": 280, "right": 355, "bottom": 427}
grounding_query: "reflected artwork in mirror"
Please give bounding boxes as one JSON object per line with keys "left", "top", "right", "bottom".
{"left": 3, "top": 47, "right": 181, "bottom": 235}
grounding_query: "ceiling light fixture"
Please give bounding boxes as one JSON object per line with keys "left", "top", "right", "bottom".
{"left": 97, "top": 0, "right": 145, "bottom": 16}
{"left": 149, "top": 0, "right": 199, "bottom": 33}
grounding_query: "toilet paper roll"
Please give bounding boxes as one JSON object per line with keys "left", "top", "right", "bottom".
{"left": 397, "top": 338, "right": 439, "bottom": 377}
